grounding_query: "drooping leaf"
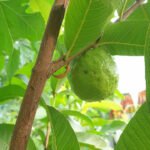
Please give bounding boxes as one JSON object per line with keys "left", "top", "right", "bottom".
{"left": 47, "top": 106, "right": 80, "bottom": 150}
{"left": 50, "top": 76, "right": 59, "bottom": 94}
{"left": 64, "top": 0, "right": 114, "bottom": 57}
{"left": 0, "top": 0, "right": 44, "bottom": 54}
{"left": 77, "top": 132, "right": 107, "bottom": 150}
{"left": 6, "top": 49, "right": 20, "bottom": 81}
{"left": 62, "top": 110, "right": 94, "bottom": 127}
{"left": 16, "top": 63, "right": 34, "bottom": 78}
{"left": 100, "top": 21, "right": 149, "bottom": 55}
{"left": 0, "top": 85, "right": 25, "bottom": 104}
{"left": 115, "top": 102, "right": 150, "bottom": 150}
{"left": 50, "top": 67, "right": 67, "bottom": 94}
{"left": 0, "top": 124, "right": 36, "bottom": 150}
{"left": 10, "top": 75, "right": 27, "bottom": 89}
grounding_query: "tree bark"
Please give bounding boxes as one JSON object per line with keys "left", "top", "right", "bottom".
{"left": 9, "top": 1, "right": 66, "bottom": 149}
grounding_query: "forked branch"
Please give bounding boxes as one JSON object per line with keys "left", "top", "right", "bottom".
{"left": 49, "top": 0, "right": 145, "bottom": 75}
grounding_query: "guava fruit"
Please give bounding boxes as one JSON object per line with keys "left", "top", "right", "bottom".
{"left": 68, "top": 48, "right": 118, "bottom": 101}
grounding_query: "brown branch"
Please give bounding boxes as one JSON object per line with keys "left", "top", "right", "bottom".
{"left": 9, "top": 1, "right": 66, "bottom": 150}
{"left": 48, "top": 38, "right": 101, "bottom": 76}
{"left": 117, "top": 0, "right": 145, "bottom": 21}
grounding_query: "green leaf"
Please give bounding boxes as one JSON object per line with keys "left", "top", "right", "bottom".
{"left": 111, "top": 0, "right": 125, "bottom": 13}
{"left": 115, "top": 102, "right": 150, "bottom": 150}
{"left": 11, "top": 75, "right": 27, "bottom": 88}
{"left": 14, "top": 39, "right": 36, "bottom": 65}
{"left": 47, "top": 106, "right": 80, "bottom": 150}
{"left": 50, "top": 63, "right": 69, "bottom": 98}
{"left": 56, "top": 35, "right": 67, "bottom": 56}
{"left": 82, "top": 100, "right": 122, "bottom": 113}
{"left": 80, "top": 143, "right": 100, "bottom": 150}
{"left": 101, "top": 120, "right": 126, "bottom": 133}
{"left": 0, "top": 124, "right": 36, "bottom": 150}
{"left": 0, "top": 0, "right": 44, "bottom": 54}
{"left": 0, "top": 54, "right": 4, "bottom": 71}
{"left": 27, "top": 0, "right": 53, "bottom": 22}
{"left": 92, "top": 118, "right": 110, "bottom": 127}
{"left": 6, "top": 49, "right": 20, "bottom": 81}
{"left": 112, "top": 0, "right": 148, "bottom": 21}
{"left": 77, "top": 132, "right": 107, "bottom": 150}
{"left": 16, "top": 63, "right": 34, "bottom": 78}
{"left": 64, "top": 0, "right": 114, "bottom": 57}
{"left": 101, "top": 21, "right": 149, "bottom": 55}
{"left": 100, "top": 1, "right": 150, "bottom": 56}
{"left": 0, "top": 85, "right": 25, "bottom": 104}
{"left": 62, "top": 110, "right": 94, "bottom": 127}
{"left": 50, "top": 68, "right": 67, "bottom": 94}
{"left": 144, "top": 24, "right": 150, "bottom": 106}
{"left": 50, "top": 76, "right": 58, "bottom": 94}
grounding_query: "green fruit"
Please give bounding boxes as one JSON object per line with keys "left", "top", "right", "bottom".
{"left": 68, "top": 48, "right": 118, "bottom": 101}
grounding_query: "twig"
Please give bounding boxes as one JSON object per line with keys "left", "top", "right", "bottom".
{"left": 117, "top": 0, "right": 145, "bottom": 21}
{"left": 9, "top": 1, "right": 66, "bottom": 149}
{"left": 44, "top": 122, "right": 51, "bottom": 150}
{"left": 48, "top": 38, "right": 101, "bottom": 77}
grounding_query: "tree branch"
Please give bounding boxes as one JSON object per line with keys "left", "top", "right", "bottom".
{"left": 48, "top": 38, "right": 101, "bottom": 77}
{"left": 9, "top": 1, "right": 66, "bottom": 149}
{"left": 118, "top": 0, "right": 145, "bottom": 21}
{"left": 49, "top": 0, "right": 145, "bottom": 75}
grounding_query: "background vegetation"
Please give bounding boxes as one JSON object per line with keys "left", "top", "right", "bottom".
{"left": 0, "top": 0, "right": 150, "bottom": 150}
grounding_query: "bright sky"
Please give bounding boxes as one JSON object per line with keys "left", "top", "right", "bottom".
{"left": 114, "top": 56, "right": 146, "bottom": 103}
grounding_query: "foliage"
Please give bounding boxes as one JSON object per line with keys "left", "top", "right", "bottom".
{"left": 47, "top": 106, "right": 80, "bottom": 150}
{"left": 0, "top": 124, "right": 36, "bottom": 150}
{"left": 115, "top": 102, "right": 150, "bottom": 150}
{"left": 64, "top": 0, "right": 114, "bottom": 57}
{"left": 0, "top": 0, "right": 150, "bottom": 149}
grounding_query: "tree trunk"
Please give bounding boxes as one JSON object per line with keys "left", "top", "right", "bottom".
{"left": 9, "top": 1, "right": 65, "bottom": 149}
